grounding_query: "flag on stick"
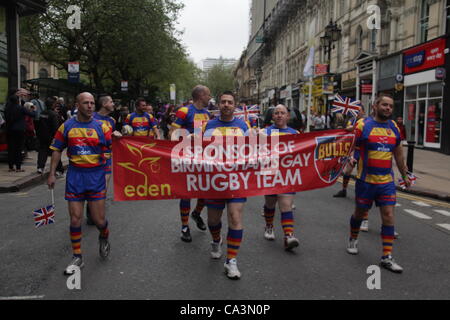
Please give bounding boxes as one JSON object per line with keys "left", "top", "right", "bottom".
{"left": 332, "top": 94, "right": 362, "bottom": 118}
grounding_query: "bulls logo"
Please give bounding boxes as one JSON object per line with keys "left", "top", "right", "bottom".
{"left": 86, "top": 129, "right": 94, "bottom": 137}
{"left": 314, "top": 135, "right": 355, "bottom": 184}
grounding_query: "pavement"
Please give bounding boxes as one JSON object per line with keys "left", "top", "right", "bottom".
{"left": 1, "top": 146, "right": 449, "bottom": 202}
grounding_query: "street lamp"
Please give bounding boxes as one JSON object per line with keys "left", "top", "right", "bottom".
{"left": 320, "top": 20, "right": 342, "bottom": 69}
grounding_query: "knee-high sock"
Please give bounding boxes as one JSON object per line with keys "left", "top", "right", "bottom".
{"left": 363, "top": 211, "right": 369, "bottom": 220}
{"left": 343, "top": 175, "right": 351, "bottom": 190}
{"left": 70, "top": 226, "right": 82, "bottom": 258}
{"left": 381, "top": 225, "right": 395, "bottom": 259}
{"left": 208, "top": 222, "right": 222, "bottom": 243}
{"left": 264, "top": 206, "right": 275, "bottom": 228}
{"left": 192, "top": 199, "right": 205, "bottom": 215}
{"left": 180, "top": 199, "right": 190, "bottom": 228}
{"left": 350, "top": 216, "right": 363, "bottom": 240}
{"left": 226, "top": 228, "right": 243, "bottom": 263}
{"left": 281, "top": 211, "right": 294, "bottom": 236}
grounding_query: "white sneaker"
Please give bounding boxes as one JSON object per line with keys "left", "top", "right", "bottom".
{"left": 210, "top": 238, "right": 222, "bottom": 259}
{"left": 380, "top": 255, "right": 403, "bottom": 273}
{"left": 284, "top": 234, "right": 300, "bottom": 250}
{"left": 37, "top": 168, "right": 43, "bottom": 174}
{"left": 63, "top": 257, "right": 84, "bottom": 275}
{"left": 264, "top": 227, "right": 275, "bottom": 240}
{"left": 224, "top": 258, "right": 241, "bottom": 280}
{"left": 292, "top": 203, "right": 296, "bottom": 210}
{"left": 360, "top": 220, "right": 369, "bottom": 232}
{"left": 347, "top": 239, "right": 359, "bottom": 255}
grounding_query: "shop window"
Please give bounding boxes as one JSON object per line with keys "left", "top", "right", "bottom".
{"left": 405, "top": 86, "right": 417, "bottom": 100}
{"left": 429, "top": 82, "right": 443, "bottom": 98}
{"left": 418, "top": 84, "right": 427, "bottom": 98}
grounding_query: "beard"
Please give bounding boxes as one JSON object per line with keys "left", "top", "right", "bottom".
{"left": 376, "top": 110, "right": 391, "bottom": 121}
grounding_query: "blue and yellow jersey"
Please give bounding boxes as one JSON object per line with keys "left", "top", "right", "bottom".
{"left": 355, "top": 117, "right": 401, "bottom": 184}
{"left": 93, "top": 112, "right": 116, "bottom": 131}
{"left": 204, "top": 117, "right": 250, "bottom": 137}
{"left": 172, "top": 104, "right": 210, "bottom": 134}
{"left": 50, "top": 118, "right": 112, "bottom": 168}
{"left": 263, "top": 125, "right": 299, "bottom": 136}
{"left": 125, "top": 112, "right": 157, "bottom": 136}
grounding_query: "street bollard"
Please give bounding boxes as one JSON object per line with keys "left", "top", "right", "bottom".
{"left": 406, "top": 140, "right": 416, "bottom": 172}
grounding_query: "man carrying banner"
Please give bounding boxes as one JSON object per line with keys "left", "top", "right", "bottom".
{"left": 347, "top": 94, "right": 410, "bottom": 273}
{"left": 203, "top": 91, "right": 250, "bottom": 280}
{"left": 124, "top": 98, "right": 160, "bottom": 139}
{"left": 261, "top": 105, "right": 300, "bottom": 251}
{"left": 47, "top": 92, "right": 112, "bottom": 275}
{"left": 169, "top": 85, "right": 211, "bottom": 242}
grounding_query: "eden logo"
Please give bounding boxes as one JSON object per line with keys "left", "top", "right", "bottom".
{"left": 66, "top": 5, "right": 81, "bottom": 30}
{"left": 66, "top": 266, "right": 81, "bottom": 290}
{"left": 367, "top": 5, "right": 381, "bottom": 30}
{"left": 366, "top": 265, "right": 381, "bottom": 290}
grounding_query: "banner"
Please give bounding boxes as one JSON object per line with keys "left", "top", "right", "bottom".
{"left": 113, "top": 130, "right": 355, "bottom": 201}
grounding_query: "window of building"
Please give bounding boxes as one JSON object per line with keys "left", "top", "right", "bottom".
{"left": 420, "top": 0, "right": 430, "bottom": 42}
{"left": 370, "top": 29, "right": 377, "bottom": 52}
{"left": 356, "top": 26, "right": 363, "bottom": 52}
{"left": 39, "top": 68, "right": 49, "bottom": 78}
{"left": 446, "top": 0, "right": 450, "bottom": 34}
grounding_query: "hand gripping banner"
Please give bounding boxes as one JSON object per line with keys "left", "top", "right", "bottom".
{"left": 113, "top": 130, "right": 355, "bottom": 201}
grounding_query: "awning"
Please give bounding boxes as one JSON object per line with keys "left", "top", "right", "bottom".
{"left": 12, "top": 0, "right": 47, "bottom": 16}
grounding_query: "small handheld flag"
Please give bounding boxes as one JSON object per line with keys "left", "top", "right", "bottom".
{"left": 332, "top": 94, "right": 362, "bottom": 118}
{"left": 33, "top": 189, "right": 55, "bottom": 228}
{"left": 398, "top": 172, "right": 417, "bottom": 189}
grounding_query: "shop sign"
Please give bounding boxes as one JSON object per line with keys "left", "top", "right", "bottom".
{"left": 404, "top": 38, "right": 446, "bottom": 74}
{"left": 315, "top": 64, "right": 328, "bottom": 76}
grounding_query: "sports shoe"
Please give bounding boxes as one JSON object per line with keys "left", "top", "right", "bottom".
{"left": 394, "top": 231, "right": 399, "bottom": 239}
{"left": 284, "top": 234, "right": 300, "bottom": 251}
{"left": 63, "top": 257, "right": 84, "bottom": 275}
{"left": 347, "top": 239, "right": 359, "bottom": 255}
{"left": 181, "top": 226, "right": 192, "bottom": 242}
{"left": 55, "top": 171, "right": 65, "bottom": 178}
{"left": 191, "top": 211, "right": 206, "bottom": 231}
{"left": 380, "top": 255, "right": 403, "bottom": 273}
{"left": 264, "top": 227, "right": 275, "bottom": 240}
{"left": 333, "top": 189, "right": 347, "bottom": 198}
{"left": 210, "top": 238, "right": 222, "bottom": 259}
{"left": 224, "top": 258, "right": 241, "bottom": 280}
{"left": 292, "top": 203, "right": 296, "bottom": 210}
{"left": 360, "top": 219, "right": 369, "bottom": 232}
{"left": 99, "top": 237, "right": 110, "bottom": 259}
{"left": 37, "top": 168, "right": 43, "bottom": 174}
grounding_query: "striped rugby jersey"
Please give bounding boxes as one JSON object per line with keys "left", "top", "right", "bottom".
{"left": 172, "top": 104, "right": 210, "bottom": 134}
{"left": 204, "top": 117, "right": 250, "bottom": 137}
{"left": 125, "top": 112, "right": 158, "bottom": 136}
{"left": 355, "top": 117, "right": 401, "bottom": 184}
{"left": 93, "top": 112, "right": 116, "bottom": 131}
{"left": 50, "top": 118, "right": 112, "bottom": 168}
{"left": 263, "top": 125, "right": 299, "bottom": 136}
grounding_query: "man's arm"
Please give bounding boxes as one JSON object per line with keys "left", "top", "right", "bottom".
{"left": 153, "top": 126, "right": 161, "bottom": 140}
{"left": 47, "top": 150, "right": 62, "bottom": 189}
{"left": 393, "top": 144, "right": 411, "bottom": 188}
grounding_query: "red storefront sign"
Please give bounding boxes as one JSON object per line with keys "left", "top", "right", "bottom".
{"left": 315, "top": 64, "right": 329, "bottom": 76}
{"left": 404, "top": 38, "right": 446, "bottom": 74}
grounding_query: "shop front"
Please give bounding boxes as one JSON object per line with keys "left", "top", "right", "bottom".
{"left": 403, "top": 37, "right": 446, "bottom": 150}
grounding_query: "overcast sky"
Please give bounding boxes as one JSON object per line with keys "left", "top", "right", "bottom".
{"left": 176, "top": 0, "right": 250, "bottom": 65}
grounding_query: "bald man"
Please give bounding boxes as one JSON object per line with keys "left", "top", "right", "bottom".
{"left": 48, "top": 92, "right": 113, "bottom": 275}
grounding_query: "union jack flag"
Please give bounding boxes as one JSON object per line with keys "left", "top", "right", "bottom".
{"left": 33, "top": 205, "right": 55, "bottom": 228}
{"left": 234, "top": 105, "right": 260, "bottom": 122}
{"left": 398, "top": 172, "right": 417, "bottom": 189}
{"left": 332, "top": 94, "right": 362, "bottom": 118}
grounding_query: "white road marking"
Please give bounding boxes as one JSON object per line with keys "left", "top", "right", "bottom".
{"left": 403, "top": 209, "right": 432, "bottom": 220}
{"left": 395, "top": 203, "right": 402, "bottom": 207}
{"left": 0, "top": 295, "right": 44, "bottom": 300}
{"left": 434, "top": 210, "right": 450, "bottom": 217}
{"left": 436, "top": 224, "right": 450, "bottom": 231}
{"left": 412, "top": 201, "right": 432, "bottom": 207}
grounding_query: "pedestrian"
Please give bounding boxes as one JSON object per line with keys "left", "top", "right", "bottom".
{"left": 260, "top": 105, "right": 300, "bottom": 251}
{"left": 332, "top": 112, "right": 346, "bottom": 129}
{"left": 30, "top": 92, "right": 45, "bottom": 119}
{"left": 116, "top": 106, "right": 129, "bottom": 133}
{"left": 396, "top": 116, "right": 407, "bottom": 141}
{"left": 203, "top": 90, "right": 250, "bottom": 280}
{"left": 36, "top": 96, "right": 65, "bottom": 175}
{"left": 313, "top": 111, "right": 325, "bottom": 130}
{"left": 161, "top": 104, "right": 176, "bottom": 140}
{"left": 346, "top": 94, "right": 411, "bottom": 273}
{"left": 124, "top": 98, "right": 160, "bottom": 139}
{"left": 23, "top": 102, "right": 37, "bottom": 154}
{"left": 57, "top": 97, "right": 68, "bottom": 121}
{"left": 47, "top": 92, "right": 112, "bottom": 275}
{"left": 169, "top": 85, "right": 211, "bottom": 242}
{"left": 4, "top": 92, "right": 36, "bottom": 172}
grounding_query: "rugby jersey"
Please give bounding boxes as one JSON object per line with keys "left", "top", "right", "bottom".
{"left": 172, "top": 104, "right": 210, "bottom": 134}
{"left": 93, "top": 112, "right": 116, "bottom": 161}
{"left": 50, "top": 118, "right": 112, "bottom": 168}
{"left": 263, "top": 125, "right": 299, "bottom": 136}
{"left": 355, "top": 117, "right": 401, "bottom": 184}
{"left": 204, "top": 117, "right": 250, "bottom": 137}
{"left": 125, "top": 112, "right": 158, "bottom": 136}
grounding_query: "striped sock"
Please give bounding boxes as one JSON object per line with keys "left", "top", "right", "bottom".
{"left": 70, "top": 226, "right": 82, "bottom": 258}
{"left": 343, "top": 175, "right": 351, "bottom": 189}
{"left": 226, "top": 228, "right": 243, "bottom": 263}
{"left": 281, "top": 211, "right": 295, "bottom": 236}
{"left": 208, "top": 222, "right": 222, "bottom": 243}
{"left": 350, "top": 216, "right": 363, "bottom": 240}
{"left": 363, "top": 212, "right": 369, "bottom": 221}
{"left": 264, "top": 206, "right": 276, "bottom": 228}
{"left": 192, "top": 199, "right": 205, "bottom": 215}
{"left": 180, "top": 199, "right": 191, "bottom": 228}
{"left": 381, "top": 225, "right": 395, "bottom": 259}
{"left": 97, "top": 220, "right": 109, "bottom": 239}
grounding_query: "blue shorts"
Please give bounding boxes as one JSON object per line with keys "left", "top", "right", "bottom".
{"left": 205, "top": 198, "right": 247, "bottom": 210}
{"left": 103, "top": 158, "right": 112, "bottom": 175}
{"left": 65, "top": 166, "right": 106, "bottom": 202}
{"left": 355, "top": 180, "right": 396, "bottom": 209}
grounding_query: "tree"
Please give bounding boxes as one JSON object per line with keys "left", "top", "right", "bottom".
{"left": 203, "top": 63, "right": 235, "bottom": 99}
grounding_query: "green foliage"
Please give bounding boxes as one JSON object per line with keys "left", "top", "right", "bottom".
{"left": 20, "top": 0, "right": 200, "bottom": 102}
{"left": 203, "top": 63, "right": 235, "bottom": 100}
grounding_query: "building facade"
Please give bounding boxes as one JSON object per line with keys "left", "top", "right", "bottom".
{"left": 236, "top": 0, "right": 450, "bottom": 154}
